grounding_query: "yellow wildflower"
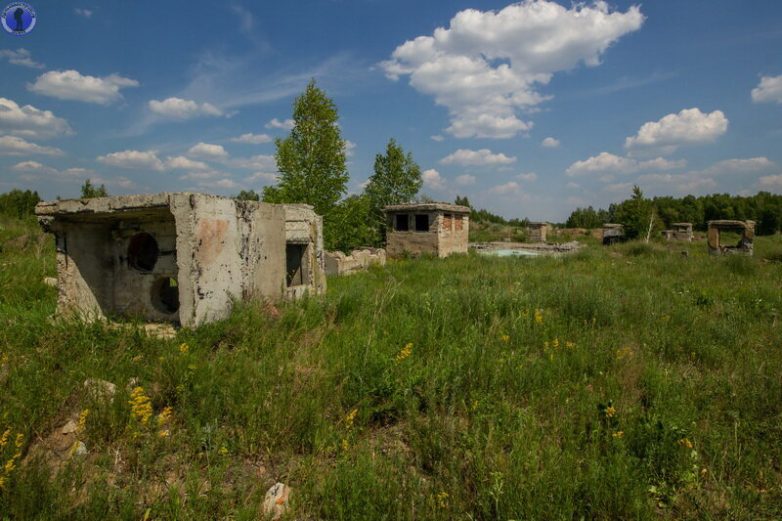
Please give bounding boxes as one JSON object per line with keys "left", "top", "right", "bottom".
{"left": 612, "top": 431, "right": 624, "bottom": 439}
{"left": 677, "top": 437, "right": 693, "bottom": 449}
{"left": 4, "top": 458, "right": 15, "bottom": 474}
{"left": 345, "top": 408, "right": 358, "bottom": 428}
{"left": 437, "top": 491, "right": 449, "bottom": 508}
{"left": 341, "top": 438, "right": 350, "bottom": 451}
{"left": 471, "top": 399, "right": 479, "bottom": 411}
{"left": 565, "top": 341, "right": 576, "bottom": 349}
{"left": 605, "top": 405, "right": 616, "bottom": 418}
{"left": 14, "top": 433, "right": 22, "bottom": 449}
{"left": 552, "top": 338, "right": 560, "bottom": 349}
{"left": 616, "top": 346, "right": 633, "bottom": 361}
{"left": 77, "top": 410, "right": 89, "bottom": 434}
{"left": 0, "top": 476, "right": 5, "bottom": 489}
{"left": 534, "top": 309, "right": 544, "bottom": 324}
{"left": 131, "top": 355, "right": 143, "bottom": 363}
{"left": 178, "top": 343, "right": 189, "bottom": 354}
{"left": 129, "top": 386, "right": 153, "bottom": 426}
{"left": 0, "top": 428, "right": 10, "bottom": 448}
{"left": 219, "top": 446, "right": 228, "bottom": 456}
{"left": 395, "top": 342, "right": 413, "bottom": 363}
{"left": 158, "top": 429, "right": 170, "bottom": 438}
{"left": 500, "top": 334, "right": 510, "bottom": 343}
{"left": 157, "top": 406, "right": 173, "bottom": 427}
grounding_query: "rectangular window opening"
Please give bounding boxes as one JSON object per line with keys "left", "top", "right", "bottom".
{"left": 394, "top": 214, "right": 409, "bottom": 231}
{"left": 415, "top": 214, "right": 430, "bottom": 232}
{"left": 286, "top": 243, "right": 308, "bottom": 287}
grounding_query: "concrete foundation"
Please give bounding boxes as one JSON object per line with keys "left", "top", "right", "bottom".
{"left": 35, "top": 193, "right": 327, "bottom": 328}
{"left": 662, "top": 222, "right": 693, "bottom": 242}
{"left": 383, "top": 203, "right": 470, "bottom": 258}
{"left": 324, "top": 248, "right": 386, "bottom": 276}
{"left": 526, "top": 222, "right": 549, "bottom": 243}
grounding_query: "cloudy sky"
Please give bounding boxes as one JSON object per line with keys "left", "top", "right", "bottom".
{"left": 1, "top": 0, "right": 781, "bottom": 221}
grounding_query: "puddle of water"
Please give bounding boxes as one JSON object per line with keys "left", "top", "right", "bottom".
{"left": 478, "top": 248, "right": 541, "bottom": 257}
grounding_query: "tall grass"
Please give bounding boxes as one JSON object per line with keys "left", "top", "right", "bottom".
{"left": 1, "top": 219, "right": 781, "bottom": 519}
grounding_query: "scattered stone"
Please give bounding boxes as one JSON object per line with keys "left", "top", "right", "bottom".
{"left": 70, "top": 441, "right": 87, "bottom": 457}
{"left": 325, "top": 248, "right": 386, "bottom": 276}
{"left": 142, "top": 323, "right": 177, "bottom": 340}
{"left": 262, "top": 482, "right": 291, "bottom": 520}
{"left": 43, "top": 276, "right": 58, "bottom": 287}
{"left": 83, "top": 378, "right": 116, "bottom": 400}
{"left": 61, "top": 419, "right": 78, "bottom": 435}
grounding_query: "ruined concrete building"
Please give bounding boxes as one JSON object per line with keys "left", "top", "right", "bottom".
{"left": 325, "top": 248, "right": 386, "bottom": 276}
{"left": 526, "top": 222, "right": 550, "bottom": 243}
{"left": 662, "top": 222, "right": 693, "bottom": 242}
{"left": 383, "top": 203, "right": 470, "bottom": 258}
{"left": 602, "top": 223, "right": 625, "bottom": 245}
{"left": 35, "top": 193, "right": 325, "bottom": 328}
{"left": 707, "top": 220, "right": 754, "bottom": 256}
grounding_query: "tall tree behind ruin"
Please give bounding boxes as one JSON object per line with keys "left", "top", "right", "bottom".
{"left": 263, "top": 80, "right": 348, "bottom": 246}
{"left": 364, "top": 138, "right": 422, "bottom": 239}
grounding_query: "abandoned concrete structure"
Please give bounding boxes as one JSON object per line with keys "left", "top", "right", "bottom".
{"left": 602, "top": 223, "right": 625, "bottom": 245}
{"left": 662, "top": 222, "right": 693, "bottom": 242}
{"left": 324, "top": 248, "right": 386, "bottom": 276}
{"left": 282, "top": 204, "right": 326, "bottom": 299}
{"left": 384, "top": 203, "right": 470, "bottom": 258}
{"left": 707, "top": 220, "right": 754, "bottom": 256}
{"left": 526, "top": 222, "right": 550, "bottom": 243}
{"left": 35, "top": 193, "right": 325, "bottom": 328}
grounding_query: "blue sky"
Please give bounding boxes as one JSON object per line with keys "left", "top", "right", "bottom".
{"left": 1, "top": 0, "right": 781, "bottom": 221}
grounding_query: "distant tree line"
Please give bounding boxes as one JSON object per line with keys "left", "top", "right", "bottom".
{"left": 0, "top": 189, "right": 40, "bottom": 219}
{"left": 454, "top": 195, "right": 528, "bottom": 227}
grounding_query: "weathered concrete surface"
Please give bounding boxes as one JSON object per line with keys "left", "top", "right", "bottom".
{"left": 282, "top": 204, "right": 326, "bottom": 299}
{"left": 384, "top": 203, "right": 470, "bottom": 258}
{"left": 662, "top": 222, "right": 693, "bottom": 242}
{"left": 325, "top": 248, "right": 386, "bottom": 276}
{"left": 36, "top": 193, "right": 289, "bottom": 328}
{"left": 602, "top": 223, "right": 625, "bottom": 245}
{"left": 707, "top": 220, "right": 754, "bottom": 256}
{"left": 526, "top": 222, "right": 550, "bottom": 243}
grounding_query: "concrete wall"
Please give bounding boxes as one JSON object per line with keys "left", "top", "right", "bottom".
{"left": 37, "top": 193, "right": 290, "bottom": 328}
{"left": 324, "top": 248, "right": 386, "bottom": 276}
{"left": 283, "top": 204, "right": 326, "bottom": 299}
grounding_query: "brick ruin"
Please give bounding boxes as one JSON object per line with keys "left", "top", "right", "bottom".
{"left": 383, "top": 203, "right": 470, "bottom": 258}
{"left": 707, "top": 220, "right": 754, "bottom": 256}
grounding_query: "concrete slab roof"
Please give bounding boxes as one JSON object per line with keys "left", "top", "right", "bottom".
{"left": 383, "top": 202, "right": 470, "bottom": 214}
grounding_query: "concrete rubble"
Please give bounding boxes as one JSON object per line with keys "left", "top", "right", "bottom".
{"left": 383, "top": 202, "right": 470, "bottom": 258}
{"left": 35, "top": 193, "right": 326, "bottom": 328}
{"left": 324, "top": 248, "right": 386, "bottom": 276}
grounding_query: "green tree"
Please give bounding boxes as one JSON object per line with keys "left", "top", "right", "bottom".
{"left": 0, "top": 189, "right": 41, "bottom": 219}
{"left": 235, "top": 189, "right": 260, "bottom": 201}
{"left": 263, "top": 80, "right": 348, "bottom": 246}
{"left": 454, "top": 195, "right": 471, "bottom": 208}
{"left": 613, "top": 185, "right": 660, "bottom": 239}
{"left": 80, "top": 179, "right": 108, "bottom": 199}
{"left": 327, "top": 194, "right": 379, "bottom": 252}
{"left": 364, "top": 138, "right": 422, "bottom": 239}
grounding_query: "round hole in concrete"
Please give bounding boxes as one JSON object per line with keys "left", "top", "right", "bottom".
{"left": 127, "top": 232, "right": 159, "bottom": 272}
{"left": 151, "top": 276, "right": 179, "bottom": 314}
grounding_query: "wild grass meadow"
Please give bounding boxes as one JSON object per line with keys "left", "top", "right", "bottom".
{"left": 1, "top": 216, "right": 781, "bottom": 520}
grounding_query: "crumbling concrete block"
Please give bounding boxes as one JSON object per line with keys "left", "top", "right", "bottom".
{"left": 324, "top": 248, "right": 386, "bottom": 276}
{"left": 602, "top": 223, "right": 625, "bottom": 245}
{"left": 707, "top": 220, "right": 754, "bottom": 256}
{"left": 282, "top": 204, "right": 326, "bottom": 299}
{"left": 526, "top": 222, "right": 550, "bottom": 243}
{"left": 384, "top": 203, "right": 470, "bottom": 258}
{"left": 35, "top": 193, "right": 291, "bottom": 328}
{"left": 662, "top": 222, "right": 693, "bottom": 242}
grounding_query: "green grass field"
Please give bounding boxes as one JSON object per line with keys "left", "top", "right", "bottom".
{"left": 2, "top": 216, "right": 781, "bottom": 520}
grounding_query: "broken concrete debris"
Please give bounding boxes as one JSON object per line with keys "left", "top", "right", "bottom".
{"left": 384, "top": 202, "right": 470, "bottom": 258}
{"left": 707, "top": 220, "right": 754, "bottom": 256}
{"left": 325, "top": 248, "right": 386, "bottom": 276}
{"left": 262, "top": 482, "right": 291, "bottom": 520}
{"left": 35, "top": 193, "right": 326, "bottom": 328}
{"left": 662, "top": 222, "right": 693, "bottom": 242}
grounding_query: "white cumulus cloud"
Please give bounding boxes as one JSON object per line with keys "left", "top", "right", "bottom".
{"left": 624, "top": 108, "right": 728, "bottom": 152}
{"left": 751, "top": 75, "right": 782, "bottom": 104}
{"left": 489, "top": 181, "right": 521, "bottom": 195}
{"left": 422, "top": 168, "right": 446, "bottom": 190}
{"left": 230, "top": 133, "right": 272, "bottom": 144}
{"left": 265, "top": 118, "right": 294, "bottom": 130}
{"left": 188, "top": 142, "right": 228, "bottom": 159}
{"left": 455, "top": 174, "right": 476, "bottom": 186}
{"left": 97, "top": 150, "right": 164, "bottom": 170}
{"left": 148, "top": 97, "right": 223, "bottom": 119}
{"left": 440, "top": 148, "right": 516, "bottom": 167}
{"left": 541, "top": 137, "right": 560, "bottom": 148}
{"left": 0, "top": 97, "right": 72, "bottom": 139}
{"left": 0, "top": 49, "right": 44, "bottom": 69}
{"left": 517, "top": 172, "right": 538, "bottom": 182}
{"left": 381, "top": 1, "right": 644, "bottom": 138}
{"left": 164, "top": 156, "right": 209, "bottom": 170}
{"left": 758, "top": 175, "right": 782, "bottom": 190}
{"left": 28, "top": 70, "right": 139, "bottom": 105}
{"left": 566, "top": 152, "right": 686, "bottom": 177}
{"left": 0, "top": 135, "right": 63, "bottom": 156}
